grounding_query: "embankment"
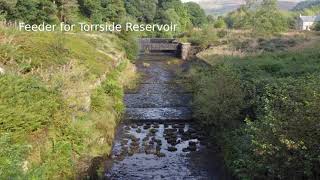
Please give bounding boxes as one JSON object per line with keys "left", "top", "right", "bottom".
{"left": 0, "top": 27, "right": 138, "bottom": 178}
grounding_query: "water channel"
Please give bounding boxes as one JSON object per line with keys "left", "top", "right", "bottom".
{"left": 102, "top": 53, "right": 231, "bottom": 180}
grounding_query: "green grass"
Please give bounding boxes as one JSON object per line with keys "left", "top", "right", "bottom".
{"left": 0, "top": 74, "right": 78, "bottom": 178}
{"left": 0, "top": 29, "right": 120, "bottom": 77}
{"left": 0, "top": 75, "right": 62, "bottom": 134}
{"left": 0, "top": 27, "right": 138, "bottom": 178}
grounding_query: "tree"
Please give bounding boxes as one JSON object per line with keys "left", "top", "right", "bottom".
{"left": 78, "top": 0, "right": 101, "bottom": 21}
{"left": 213, "top": 17, "right": 227, "bottom": 29}
{"left": 101, "top": 0, "right": 126, "bottom": 23}
{"left": 125, "top": 0, "right": 158, "bottom": 23}
{"left": 0, "top": 0, "right": 17, "bottom": 19}
{"left": 37, "top": 0, "right": 58, "bottom": 23}
{"left": 253, "top": 0, "right": 288, "bottom": 34}
{"left": 55, "top": 0, "right": 78, "bottom": 23}
{"left": 155, "top": 0, "right": 192, "bottom": 34}
{"left": 185, "top": 2, "right": 207, "bottom": 27}
{"left": 14, "top": 0, "right": 39, "bottom": 24}
{"left": 226, "top": 0, "right": 288, "bottom": 34}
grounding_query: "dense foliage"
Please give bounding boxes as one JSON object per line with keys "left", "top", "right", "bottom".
{"left": 191, "top": 43, "right": 320, "bottom": 179}
{"left": 225, "top": 0, "right": 289, "bottom": 34}
{"left": 184, "top": 2, "right": 207, "bottom": 27}
{"left": 0, "top": 0, "right": 209, "bottom": 37}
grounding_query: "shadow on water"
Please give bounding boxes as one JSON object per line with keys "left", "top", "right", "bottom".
{"left": 87, "top": 53, "right": 234, "bottom": 180}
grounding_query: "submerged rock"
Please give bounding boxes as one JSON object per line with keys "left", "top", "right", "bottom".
{"left": 121, "top": 139, "right": 129, "bottom": 145}
{"left": 155, "top": 151, "right": 166, "bottom": 157}
{"left": 131, "top": 124, "right": 138, "bottom": 129}
{"left": 188, "top": 141, "right": 197, "bottom": 151}
{"left": 153, "top": 123, "right": 160, "bottom": 128}
{"left": 154, "top": 139, "right": 162, "bottom": 144}
{"left": 131, "top": 137, "right": 140, "bottom": 142}
{"left": 149, "top": 128, "right": 158, "bottom": 134}
{"left": 189, "top": 141, "right": 197, "bottom": 146}
{"left": 178, "top": 129, "right": 184, "bottom": 135}
{"left": 143, "top": 124, "right": 151, "bottom": 130}
{"left": 142, "top": 136, "right": 149, "bottom": 142}
{"left": 182, "top": 148, "right": 189, "bottom": 152}
{"left": 167, "top": 146, "right": 177, "bottom": 152}
{"left": 156, "top": 145, "right": 161, "bottom": 152}
{"left": 188, "top": 146, "right": 197, "bottom": 152}
{"left": 136, "top": 128, "right": 142, "bottom": 133}
{"left": 123, "top": 133, "right": 135, "bottom": 140}
{"left": 131, "top": 141, "right": 140, "bottom": 147}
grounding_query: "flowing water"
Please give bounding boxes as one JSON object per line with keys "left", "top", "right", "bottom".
{"left": 102, "top": 54, "right": 231, "bottom": 180}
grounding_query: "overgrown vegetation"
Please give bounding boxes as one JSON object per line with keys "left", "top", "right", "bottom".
{"left": 0, "top": 26, "right": 138, "bottom": 178}
{"left": 190, "top": 38, "right": 320, "bottom": 179}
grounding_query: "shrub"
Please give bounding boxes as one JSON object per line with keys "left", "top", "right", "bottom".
{"left": 237, "top": 76, "right": 320, "bottom": 179}
{"left": 118, "top": 32, "right": 139, "bottom": 60}
{"left": 191, "top": 43, "right": 320, "bottom": 179}
{"left": 192, "top": 65, "right": 245, "bottom": 130}
{"left": 186, "top": 26, "right": 218, "bottom": 48}
{"left": 213, "top": 18, "right": 227, "bottom": 29}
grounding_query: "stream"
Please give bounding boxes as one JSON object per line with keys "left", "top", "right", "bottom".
{"left": 102, "top": 53, "right": 231, "bottom": 180}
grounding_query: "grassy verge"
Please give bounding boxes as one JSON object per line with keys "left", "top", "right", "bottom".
{"left": 0, "top": 27, "right": 138, "bottom": 178}
{"left": 189, "top": 35, "right": 320, "bottom": 179}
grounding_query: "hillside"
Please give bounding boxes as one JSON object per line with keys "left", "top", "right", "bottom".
{"left": 195, "top": 0, "right": 301, "bottom": 15}
{"left": 293, "top": 0, "right": 320, "bottom": 10}
{"left": 0, "top": 26, "right": 138, "bottom": 178}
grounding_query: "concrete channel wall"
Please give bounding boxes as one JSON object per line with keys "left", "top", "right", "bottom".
{"left": 139, "top": 38, "right": 192, "bottom": 60}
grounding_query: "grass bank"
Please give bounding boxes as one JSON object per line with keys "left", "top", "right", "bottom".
{"left": 188, "top": 32, "right": 320, "bottom": 179}
{"left": 0, "top": 27, "right": 138, "bottom": 178}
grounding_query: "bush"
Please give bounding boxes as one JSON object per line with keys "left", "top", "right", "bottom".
{"left": 185, "top": 26, "right": 218, "bottom": 48}
{"left": 192, "top": 65, "right": 245, "bottom": 130}
{"left": 231, "top": 76, "right": 320, "bottom": 179}
{"left": 191, "top": 44, "right": 320, "bottom": 179}
{"left": 118, "top": 32, "right": 139, "bottom": 60}
{"left": 213, "top": 18, "right": 227, "bottom": 29}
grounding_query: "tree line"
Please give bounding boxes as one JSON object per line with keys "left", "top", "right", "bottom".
{"left": 0, "top": 0, "right": 208, "bottom": 36}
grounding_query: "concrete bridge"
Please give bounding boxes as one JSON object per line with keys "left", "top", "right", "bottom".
{"left": 139, "top": 38, "right": 191, "bottom": 60}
